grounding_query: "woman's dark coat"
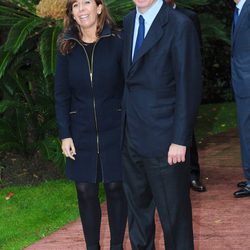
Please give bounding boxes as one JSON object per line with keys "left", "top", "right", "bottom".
{"left": 55, "top": 26, "right": 124, "bottom": 183}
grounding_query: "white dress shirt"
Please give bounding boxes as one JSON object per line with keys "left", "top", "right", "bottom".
{"left": 132, "top": 0, "right": 163, "bottom": 60}
{"left": 236, "top": 0, "right": 247, "bottom": 15}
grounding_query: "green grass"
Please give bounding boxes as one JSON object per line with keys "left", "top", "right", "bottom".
{"left": 0, "top": 102, "right": 238, "bottom": 250}
{"left": 0, "top": 180, "right": 78, "bottom": 250}
{"left": 195, "top": 102, "right": 237, "bottom": 143}
{"left": 0, "top": 180, "right": 106, "bottom": 250}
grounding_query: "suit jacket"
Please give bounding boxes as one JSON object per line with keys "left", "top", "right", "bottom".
{"left": 122, "top": 3, "right": 202, "bottom": 157}
{"left": 231, "top": 0, "right": 250, "bottom": 97}
{"left": 176, "top": 7, "right": 202, "bottom": 46}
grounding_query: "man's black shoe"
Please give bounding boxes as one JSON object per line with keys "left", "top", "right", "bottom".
{"left": 237, "top": 181, "right": 247, "bottom": 188}
{"left": 234, "top": 186, "right": 250, "bottom": 198}
{"left": 190, "top": 179, "right": 206, "bottom": 192}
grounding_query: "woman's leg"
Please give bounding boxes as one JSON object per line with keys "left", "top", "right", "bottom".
{"left": 75, "top": 182, "right": 101, "bottom": 250}
{"left": 104, "top": 182, "right": 127, "bottom": 250}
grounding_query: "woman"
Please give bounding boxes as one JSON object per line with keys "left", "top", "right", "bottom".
{"left": 54, "top": 0, "right": 127, "bottom": 249}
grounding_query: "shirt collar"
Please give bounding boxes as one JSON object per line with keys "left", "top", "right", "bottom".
{"left": 136, "top": 0, "right": 163, "bottom": 22}
{"left": 236, "top": 0, "right": 247, "bottom": 14}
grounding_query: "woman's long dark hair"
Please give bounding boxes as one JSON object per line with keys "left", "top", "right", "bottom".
{"left": 58, "top": 0, "right": 116, "bottom": 55}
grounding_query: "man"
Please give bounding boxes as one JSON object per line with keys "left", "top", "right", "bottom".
{"left": 231, "top": 0, "right": 250, "bottom": 198}
{"left": 165, "top": 0, "right": 206, "bottom": 192}
{"left": 122, "top": 0, "right": 202, "bottom": 249}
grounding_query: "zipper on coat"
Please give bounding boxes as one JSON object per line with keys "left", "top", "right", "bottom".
{"left": 89, "top": 43, "right": 99, "bottom": 154}
{"left": 67, "top": 35, "right": 111, "bottom": 181}
{"left": 80, "top": 43, "right": 100, "bottom": 183}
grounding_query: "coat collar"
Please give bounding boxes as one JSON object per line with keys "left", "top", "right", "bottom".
{"left": 64, "top": 24, "right": 113, "bottom": 41}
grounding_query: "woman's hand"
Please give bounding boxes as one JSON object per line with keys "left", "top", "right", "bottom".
{"left": 62, "top": 138, "right": 76, "bottom": 160}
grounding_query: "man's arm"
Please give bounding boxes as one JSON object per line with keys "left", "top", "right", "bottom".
{"left": 168, "top": 17, "right": 202, "bottom": 165}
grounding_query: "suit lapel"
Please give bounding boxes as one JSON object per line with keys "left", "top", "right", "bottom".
{"left": 128, "top": 5, "right": 169, "bottom": 72}
{"left": 124, "top": 10, "right": 136, "bottom": 77}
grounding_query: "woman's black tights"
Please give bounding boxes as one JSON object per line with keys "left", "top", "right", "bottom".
{"left": 75, "top": 182, "right": 127, "bottom": 250}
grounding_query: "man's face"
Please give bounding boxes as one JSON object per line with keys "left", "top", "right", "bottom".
{"left": 133, "top": 0, "right": 157, "bottom": 13}
{"left": 234, "top": 0, "right": 240, "bottom": 3}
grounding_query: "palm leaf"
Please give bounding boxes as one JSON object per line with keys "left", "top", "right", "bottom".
{"left": 0, "top": 17, "right": 44, "bottom": 78}
{"left": 0, "top": 50, "right": 12, "bottom": 79}
{"left": 105, "top": 0, "right": 134, "bottom": 22}
{"left": 0, "top": 100, "right": 19, "bottom": 113}
{"left": 4, "top": 17, "right": 43, "bottom": 54}
{"left": 0, "top": 1, "right": 34, "bottom": 22}
{"left": 0, "top": 17, "right": 21, "bottom": 26}
{"left": 200, "top": 14, "right": 230, "bottom": 45}
{"left": 39, "top": 25, "right": 61, "bottom": 77}
{"left": 6, "top": 0, "right": 36, "bottom": 14}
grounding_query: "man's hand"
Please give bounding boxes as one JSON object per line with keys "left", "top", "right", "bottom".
{"left": 168, "top": 143, "right": 186, "bottom": 165}
{"left": 62, "top": 138, "right": 76, "bottom": 160}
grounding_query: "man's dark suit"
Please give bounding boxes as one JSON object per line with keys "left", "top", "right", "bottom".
{"left": 176, "top": 6, "right": 203, "bottom": 181}
{"left": 176, "top": 7, "right": 202, "bottom": 45}
{"left": 231, "top": 0, "right": 250, "bottom": 186}
{"left": 122, "top": 2, "right": 202, "bottom": 249}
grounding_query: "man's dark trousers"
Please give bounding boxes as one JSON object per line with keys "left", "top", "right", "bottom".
{"left": 190, "top": 134, "right": 200, "bottom": 180}
{"left": 123, "top": 133, "right": 194, "bottom": 250}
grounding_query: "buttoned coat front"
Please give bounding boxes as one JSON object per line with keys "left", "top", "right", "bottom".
{"left": 55, "top": 26, "right": 124, "bottom": 183}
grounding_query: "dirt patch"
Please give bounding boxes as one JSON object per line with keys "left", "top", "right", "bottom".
{"left": 0, "top": 152, "right": 64, "bottom": 188}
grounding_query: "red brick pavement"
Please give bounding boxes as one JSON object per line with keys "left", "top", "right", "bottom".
{"left": 24, "top": 129, "right": 250, "bottom": 250}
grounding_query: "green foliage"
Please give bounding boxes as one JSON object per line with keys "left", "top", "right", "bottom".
{"left": 106, "top": 0, "right": 134, "bottom": 22}
{"left": 199, "top": 13, "right": 230, "bottom": 45}
{"left": 0, "top": 51, "right": 12, "bottom": 79}
{"left": 39, "top": 137, "right": 66, "bottom": 170}
{"left": 189, "top": 0, "right": 233, "bottom": 103}
{"left": 4, "top": 18, "right": 42, "bottom": 53}
{"left": 0, "top": 41, "right": 56, "bottom": 150}
{"left": 8, "top": 0, "right": 37, "bottom": 13}
{"left": 40, "top": 25, "right": 62, "bottom": 77}
{"left": 0, "top": 99, "right": 18, "bottom": 113}
{"left": 0, "top": 0, "right": 64, "bottom": 168}
{"left": 195, "top": 102, "right": 237, "bottom": 143}
{"left": 177, "top": 0, "right": 209, "bottom": 8}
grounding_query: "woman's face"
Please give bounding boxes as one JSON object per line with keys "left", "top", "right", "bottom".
{"left": 72, "top": 0, "right": 102, "bottom": 32}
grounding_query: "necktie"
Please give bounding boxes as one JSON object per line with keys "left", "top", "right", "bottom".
{"left": 134, "top": 15, "right": 145, "bottom": 59}
{"left": 234, "top": 7, "right": 239, "bottom": 27}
